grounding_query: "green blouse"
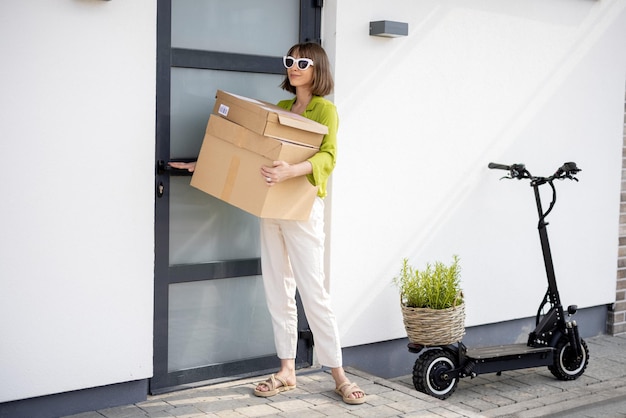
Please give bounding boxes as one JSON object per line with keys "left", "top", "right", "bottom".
{"left": 276, "top": 96, "right": 338, "bottom": 198}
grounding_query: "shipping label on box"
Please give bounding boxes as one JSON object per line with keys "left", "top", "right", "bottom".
{"left": 190, "top": 116, "right": 319, "bottom": 221}
{"left": 213, "top": 90, "right": 328, "bottom": 148}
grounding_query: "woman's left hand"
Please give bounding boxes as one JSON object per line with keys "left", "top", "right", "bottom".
{"left": 261, "top": 160, "right": 312, "bottom": 186}
{"left": 261, "top": 161, "right": 291, "bottom": 186}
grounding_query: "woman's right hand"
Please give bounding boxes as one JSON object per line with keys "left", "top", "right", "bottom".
{"left": 168, "top": 161, "right": 197, "bottom": 172}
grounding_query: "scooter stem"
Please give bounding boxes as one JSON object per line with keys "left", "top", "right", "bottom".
{"left": 532, "top": 181, "right": 562, "bottom": 309}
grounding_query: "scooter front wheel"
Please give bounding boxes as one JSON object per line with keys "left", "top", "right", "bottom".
{"left": 549, "top": 337, "right": 589, "bottom": 380}
{"left": 413, "top": 348, "right": 458, "bottom": 399}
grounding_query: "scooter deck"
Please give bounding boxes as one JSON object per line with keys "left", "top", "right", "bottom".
{"left": 466, "top": 343, "right": 553, "bottom": 359}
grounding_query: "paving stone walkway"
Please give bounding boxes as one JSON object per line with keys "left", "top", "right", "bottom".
{"left": 66, "top": 334, "right": 626, "bottom": 417}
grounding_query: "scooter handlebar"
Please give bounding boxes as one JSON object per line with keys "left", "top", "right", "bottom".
{"left": 555, "top": 162, "right": 581, "bottom": 176}
{"left": 488, "top": 161, "right": 581, "bottom": 182}
{"left": 488, "top": 162, "right": 528, "bottom": 179}
{"left": 488, "top": 162, "right": 510, "bottom": 170}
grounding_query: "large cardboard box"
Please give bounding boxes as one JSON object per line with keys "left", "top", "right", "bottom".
{"left": 190, "top": 115, "right": 319, "bottom": 220}
{"left": 213, "top": 90, "right": 327, "bottom": 148}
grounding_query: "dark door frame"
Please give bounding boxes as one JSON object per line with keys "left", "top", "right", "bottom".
{"left": 152, "top": 0, "right": 323, "bottom": 395}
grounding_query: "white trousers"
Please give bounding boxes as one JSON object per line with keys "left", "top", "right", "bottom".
{"left": 260, "top": 197, "right": 342, "bottom": 368}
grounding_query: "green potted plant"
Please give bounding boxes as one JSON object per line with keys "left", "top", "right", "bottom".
{"left": 393, "top": 256, "right": 465, "bottom": 346}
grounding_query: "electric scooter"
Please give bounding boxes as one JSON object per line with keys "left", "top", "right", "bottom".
{"left": 408, "top": 161, "right": 589, "bottom": 399}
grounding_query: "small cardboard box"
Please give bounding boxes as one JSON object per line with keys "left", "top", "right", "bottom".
{"left": 213, "top": 90, "right": 328, "bottom": 148}
{"left": 190, "top": 115, "right": 319, "bottom": 220}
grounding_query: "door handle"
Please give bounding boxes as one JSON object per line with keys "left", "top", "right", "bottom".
{"left": 157, "top": 160, "right": 174, "bottom": 174}
{"left": 156, "top": 160, "right": 193, "bottom": 198}
{"left": 156, "top": 160, "right": 193, "bottom": 176}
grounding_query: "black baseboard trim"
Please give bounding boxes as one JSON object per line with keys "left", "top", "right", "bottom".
{"left": 0, "top": 379, "right": 148, "bottom": 418}
{"left": 342, "top": 304, "right": 609, "bottom": 379}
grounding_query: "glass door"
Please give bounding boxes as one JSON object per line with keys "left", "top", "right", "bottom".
{"left": 152, "top": 0, "right": 322, "bottom": 394}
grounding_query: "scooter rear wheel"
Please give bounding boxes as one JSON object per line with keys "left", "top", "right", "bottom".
{"left": 549, "top": 337, "right": 589, "bottom": 380}
{"left": 413, "top": 348, "right": 458, "bottom": 399}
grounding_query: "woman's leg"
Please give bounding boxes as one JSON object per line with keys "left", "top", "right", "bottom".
{"left": 281, "top": 199, "right": 364, "bottom": 400}
{"left": 256, "top": 218, "right": 298, "bottom": 393}
{"left": 281, "top": 198, "right": 341, "bottom": 367}
{"left": 259, "top": 217, "right": 299, "bottom": 361}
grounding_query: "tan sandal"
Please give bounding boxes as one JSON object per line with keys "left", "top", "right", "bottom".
{"left": 334, "top": 381, "right": 367, "bottom": 405}
{"left": 253, "top": 374, "right": 296, "bottom": 397}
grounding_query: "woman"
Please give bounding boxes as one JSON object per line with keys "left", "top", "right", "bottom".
{"left": 170, "top": 42, "right": 365, "bottom": 405}
{"left": 255, "top": 42, "right": 365, "bottom": 405}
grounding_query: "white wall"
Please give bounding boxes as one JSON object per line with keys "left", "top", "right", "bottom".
{"left": 0, "top": 0, "right": 156, "bottom": 402}
{"left": 325, "top": 0, "right": 626, "bottom": 347}
{"left": 0, "top": 0, "right": 623, "bottom": 404}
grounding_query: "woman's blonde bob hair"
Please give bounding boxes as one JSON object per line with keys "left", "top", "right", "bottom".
{"left": 280, "top": 42, "right": 334, "bottom": 97}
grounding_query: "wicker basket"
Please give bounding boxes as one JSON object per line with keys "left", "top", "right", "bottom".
{"left": 401, "top": 302, "right": 466, "bottom": 346}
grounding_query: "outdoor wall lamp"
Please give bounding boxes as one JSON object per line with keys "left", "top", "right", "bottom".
{"left": 369, "top": 20, "right": 408, "bottom": 37}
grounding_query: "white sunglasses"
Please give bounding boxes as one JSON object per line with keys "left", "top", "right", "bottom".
{"left": 283, "top": 56, "right": 314, "bottom": 70}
